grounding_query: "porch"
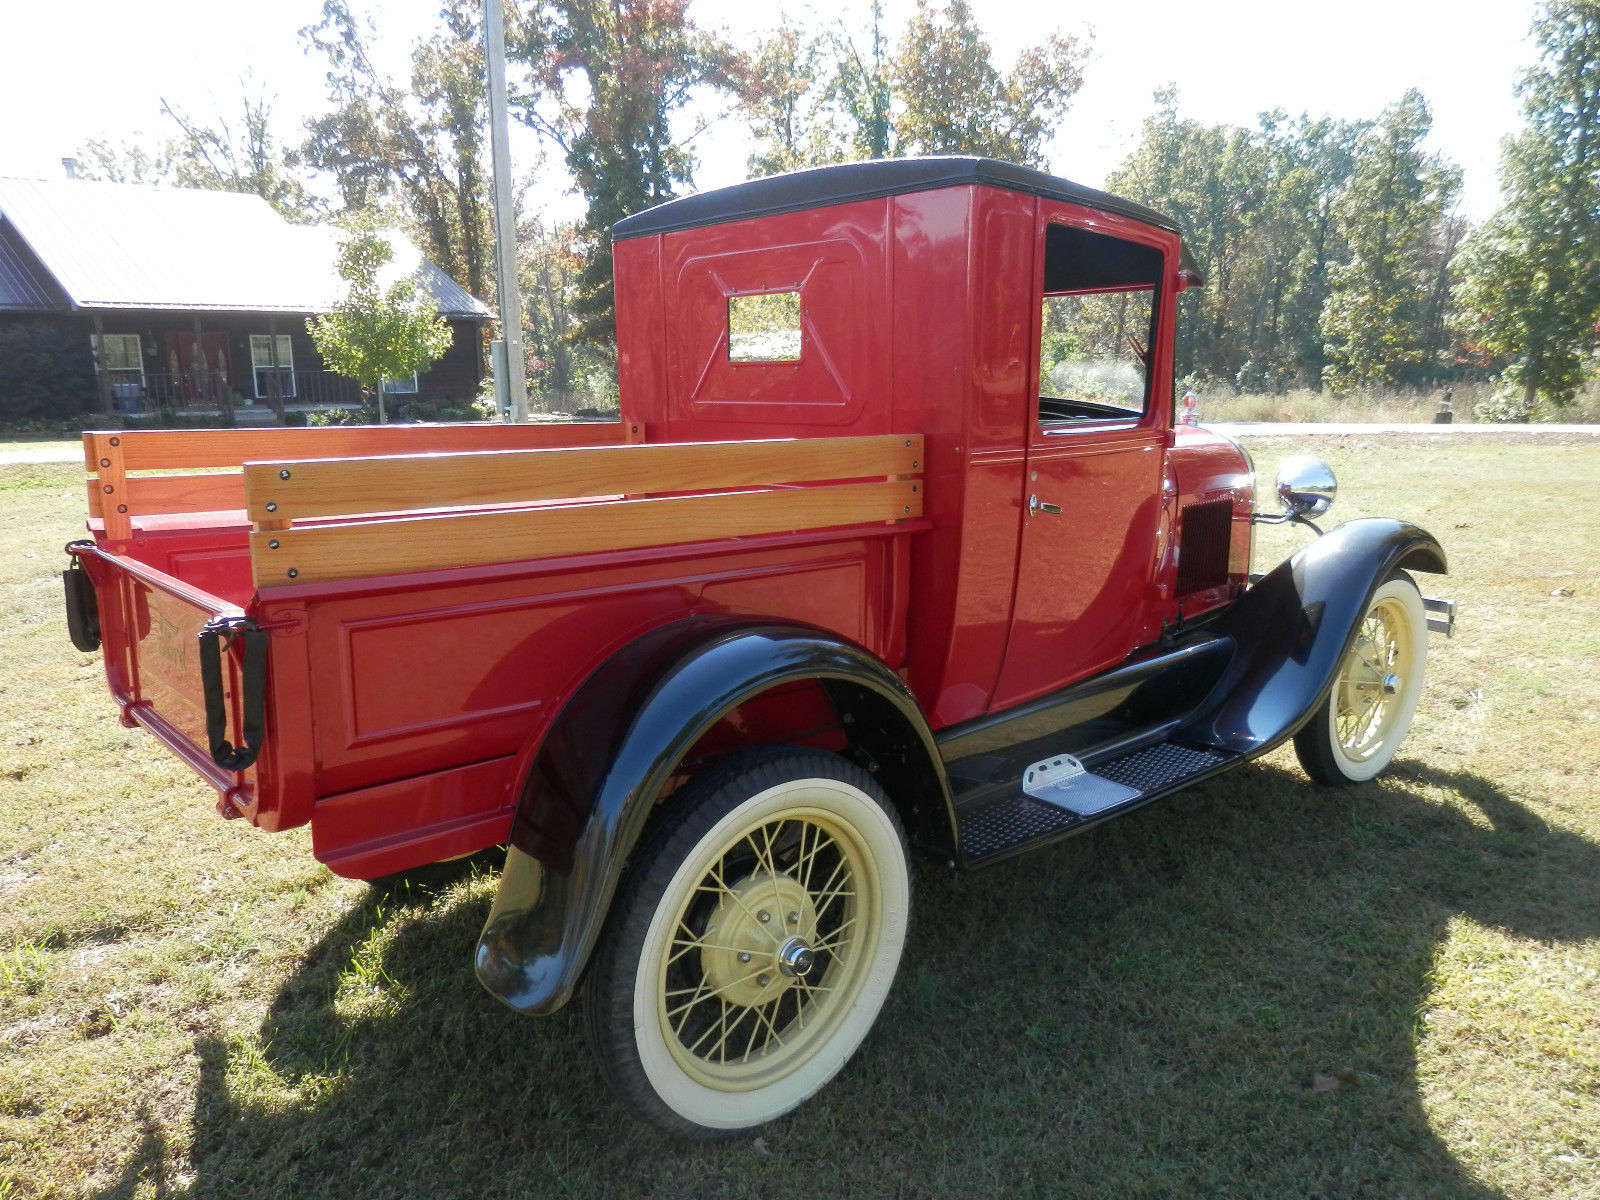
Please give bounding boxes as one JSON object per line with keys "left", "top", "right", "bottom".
{"left": 87, "top": 311, "right": 484, "bottom": 425}
{"left": 101, "top": 367, "right": 364, "bottom": 422}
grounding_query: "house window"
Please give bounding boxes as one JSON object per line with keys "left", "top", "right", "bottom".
{"left": 250, "top": 335, "right": 296, "bottom": 399}
{"left": 94, "top": 333, "right": 145, "bottom": 408}
{"left": 728, "top": 291, "right": 803, "bottom": 362}
{"left": 95, "top": 333, "right": 144, "bottom": 377}
{"left": 382, "top": 373, "right": 419, "bottom": 394}
{"left": 1037, "top": 224, "right": 1164, "bottom": 426}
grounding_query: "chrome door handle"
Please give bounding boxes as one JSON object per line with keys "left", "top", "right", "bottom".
{"left": 1028, "top": 494, "right": 1062, "bottom": 516}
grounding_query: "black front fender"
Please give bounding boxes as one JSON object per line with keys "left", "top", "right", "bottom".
{"left": 1179, "top": 518, "right": 1446, "bottom": 755}
{"left": 475, "top": 618, "right": 949, "bottom": 1016}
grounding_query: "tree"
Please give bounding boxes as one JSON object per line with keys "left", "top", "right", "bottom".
{"left": 72, "top": 136, "right": 174, "bottom": 186}
{"left": 510, "top": 0, "right": 738, "bottom": 353}
{"left": 519, "top": 216, "right": 602, "bottom": 408}
{"left": 1321, "top": 90, "right": 1460, "bottom": 392}
{"left": 301, "top": 0, "right": 495, "bottom": 300}
{"left": 307, "top": 221, "right": 454, "bottom": 423}
{"left": 736, "top": 4, "right": 898, "bottom": 172}
{"left": 1458, "top": 0, "right": 1600, "bottom": 414}
{"left": 892, "top": 0, "right": 1086, "bottom": 166}
{"left": 162, "top": 85, "right": 321, "bottom": 222}
{"left": 826, "top": 0, "right": 895, "bottom": 160}
{"left": 1104, "top": 90, "right": 1266, "bottom": 383}
{"left": 739, "top": 25, "right": 830, "bottom": 175}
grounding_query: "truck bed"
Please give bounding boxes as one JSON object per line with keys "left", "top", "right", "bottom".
{"left": 76, "top": 424, "right": 925, "bottom": 878}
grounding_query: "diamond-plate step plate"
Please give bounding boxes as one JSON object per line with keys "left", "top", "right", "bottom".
{"left": 1094, "top": 743, "right": 1229, "bottom": 791}
{"left": 957, "top": 741, "right": 1233, "bottom": 865}
{"left": 958, "top": 794, "right": 1082, "bottom": 862}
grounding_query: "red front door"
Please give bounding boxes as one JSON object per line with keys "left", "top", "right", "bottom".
{"left": 990, "top": 207, "right": 1177, "bottom": 710}
{"left": 164, "top": 332, "right": 231, "bottom": 380}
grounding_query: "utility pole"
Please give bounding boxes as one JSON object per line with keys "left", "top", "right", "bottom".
{"left": 484, "top": 0, "right": 528, "bottom": 421}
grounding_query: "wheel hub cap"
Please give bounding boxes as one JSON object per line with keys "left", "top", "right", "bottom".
{"left": 700, "top": 873, "right": 817, "bottom": 1006}
{"left": 777, "top": 937, "right": 815, "bottom": 979}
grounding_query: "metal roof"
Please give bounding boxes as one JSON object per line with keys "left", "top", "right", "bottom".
{"left": 0, "top": 177, "right": 493, "bottom": 319}
{"left": 0, "top": 219, "right": 66, "bottom": 311}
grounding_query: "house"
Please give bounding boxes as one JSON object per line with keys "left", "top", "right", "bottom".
{"left": 0, "top": 177, "right": 493, "bottom": 422}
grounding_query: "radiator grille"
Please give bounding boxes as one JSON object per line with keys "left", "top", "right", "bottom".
{"left": 1175, "top": 498, "right": 1233, "bottom": 594}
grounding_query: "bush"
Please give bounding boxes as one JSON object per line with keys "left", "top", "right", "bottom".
{"left": 1474, "top": 384, "right": 1541, "bottom": 423}
{"left": 0, "top": 322, "right": 97, "bottom": 421}
{"left": 309, "top": 405, "right": 375, "bottom": 426}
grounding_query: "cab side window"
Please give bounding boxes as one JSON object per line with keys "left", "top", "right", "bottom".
{"left": 1038, "top": 224, "right": 1164, "bottom": 426}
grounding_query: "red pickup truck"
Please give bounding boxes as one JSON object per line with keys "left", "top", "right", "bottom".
{"left": 62, "top": 157, "right": 1453, "bottom": 1136}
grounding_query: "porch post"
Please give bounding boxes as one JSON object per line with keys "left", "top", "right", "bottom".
{"left": 266, "top": 315, "right": 283, "bottom": 421}
{"left": 91, "top": 313, "right": 114, "bottom": 415}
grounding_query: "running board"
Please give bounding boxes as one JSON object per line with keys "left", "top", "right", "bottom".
{"left": 957, "top": 741, "right": 1234, "bottom": 867}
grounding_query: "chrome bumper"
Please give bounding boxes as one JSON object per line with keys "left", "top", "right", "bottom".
{"left": 1423, "top": 595, "right": 1456, "bottom": 638}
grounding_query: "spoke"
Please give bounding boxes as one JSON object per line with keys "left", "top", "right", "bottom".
{"left": 795, "top": 823, "right": 832, "bottom": 893}
{"left": 760, "top": 821, "right": 788, "bottom": 923}
{"left": 809, "top": 915, "right": 858, "bottom": 953}
{"left": 688, "top": 997, "right": 732, "bottom": 1058}
{"left": 668, "top": 937, "right": 761, "bottom": 962}
{"left": 741, "top": 1001, "right": 765, "bottom": 1062}
{"left": 666, "top": 962, "right": 769, "bottom": 1020}
{"left": 810, "top": 855, "right": 851, "bottom": 911}
{"left": 814, "top": 871, "right": 856, "bottom": 912}
{"left": 713, "top": 1001, "right": 757, "bottom": 1064}
{"left": 670, "top": 975, "right": 715, "bottom": 1036}
{"left": 751, "top": 995, "right": 786, "bottom": 1054}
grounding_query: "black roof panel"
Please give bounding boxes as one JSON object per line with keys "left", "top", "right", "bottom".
{"left": 613, "top": 156, "right": 1183, "bottom": 241}
{"left": 0, "top": 219, "right": 66, "bottom": 312}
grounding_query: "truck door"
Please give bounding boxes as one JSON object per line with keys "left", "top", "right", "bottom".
{"left": 991, "top": 213, "right": 1173, "bottom": 710}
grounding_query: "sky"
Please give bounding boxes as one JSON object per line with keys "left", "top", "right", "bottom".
{"left": 0, "top": 0, "right": 1538, "bottom": 223}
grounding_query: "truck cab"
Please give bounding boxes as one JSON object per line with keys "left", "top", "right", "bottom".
{"left": 610, "top": 157, "right": 1249, "bottom": 727}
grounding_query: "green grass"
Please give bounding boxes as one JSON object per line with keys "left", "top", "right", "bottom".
{"left": 1, "top": 438, "right": 1598, "bottom": 1198}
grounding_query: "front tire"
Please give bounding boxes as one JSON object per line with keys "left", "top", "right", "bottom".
{"left": 584, "top": 748, "right": 910, "bottom": 1136}
{"left": 1294, "top": 574, "right": 1428, "bottom": 785}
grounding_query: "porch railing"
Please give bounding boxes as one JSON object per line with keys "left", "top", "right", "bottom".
{"left": 103, "top": 370, "right": 365, "bottom": 420}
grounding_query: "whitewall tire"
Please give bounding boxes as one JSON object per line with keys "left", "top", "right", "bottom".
{"left": 1294, "top": 574, "right": 1428, "bottom": 785}
{"left": 583, "top": 747, "right": 910, "bottom": 1136}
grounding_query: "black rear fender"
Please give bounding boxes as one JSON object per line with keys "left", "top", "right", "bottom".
{"left": 475, "top": 619, "right": 951, "bottom": 1017}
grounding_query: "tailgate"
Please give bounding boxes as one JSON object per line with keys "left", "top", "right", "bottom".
{"left": 66, "top": 541, "right": 265, "bottom": 807}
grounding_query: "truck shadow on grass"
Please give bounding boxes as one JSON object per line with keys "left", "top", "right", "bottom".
{"left": 93, "top": 761, "right": 1600, "bottom": 1200}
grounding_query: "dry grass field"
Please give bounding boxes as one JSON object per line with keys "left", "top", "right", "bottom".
{"left": 1196, "top": 382, "right": 1600, "bottom": 426}
{"left": 1, "top": 434, "right": 1597, "bottom": 1198}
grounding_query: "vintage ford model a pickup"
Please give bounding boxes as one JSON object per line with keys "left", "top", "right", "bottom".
{"left": 62, "top": 158, "right": 1453, "bottom": 1136}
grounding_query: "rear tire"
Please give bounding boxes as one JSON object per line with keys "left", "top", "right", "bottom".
{"left": 1294, "top": 574, "right": 1427, "bottom": 785}
{"left": 584, "top": 747, "right": 910, "bottom": 1137}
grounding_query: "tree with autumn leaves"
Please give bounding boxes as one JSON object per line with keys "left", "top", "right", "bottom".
{"left": 510, "top": 0, "right": 738, "bottom": 351}
{"left": 738, "top": 0, "right": 1087, "bottom": 172}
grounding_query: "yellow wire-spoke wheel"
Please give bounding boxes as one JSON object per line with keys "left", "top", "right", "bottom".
{"left": 658, "top": 806, "right": 879, "bottom": 1089}
{"left": 1295, "top": 575, "right": 1428, "bottom": 786}
{"left": 584, "top": 748, "right": 909, "bottom": 1136}
{"left": 1333, "top": 602, "right": 1409, "bottom": 761}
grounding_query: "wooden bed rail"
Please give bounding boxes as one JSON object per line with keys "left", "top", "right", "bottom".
{"left": 82, "top": 421, "right": 642, "bottom": 540}
{"left": 243, "top": 434, "right": 925, "bottom": 588}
